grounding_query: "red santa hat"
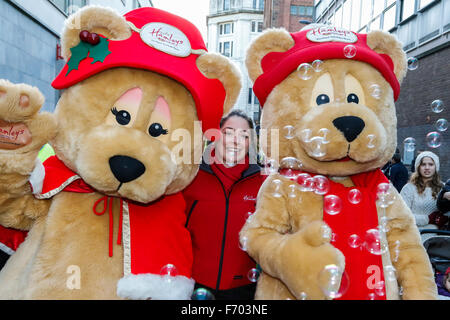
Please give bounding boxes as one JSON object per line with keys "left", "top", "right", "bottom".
{"left": 52, "top": 7, "right": 226, "bottom": 133}
{"left": 253, "top": 24, "right": 400, "bottom": 107}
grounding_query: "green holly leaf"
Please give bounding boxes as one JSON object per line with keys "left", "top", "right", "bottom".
{"left": 89, "top": 37, "right": 111, "bottom": 64}
{"left": 66, "top": 41, "right": 90, "bottom": 75}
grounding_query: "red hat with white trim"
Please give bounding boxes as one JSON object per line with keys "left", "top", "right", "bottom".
{"left": 52, "top": 7, "right": 226, "bottom": 133}
{"left": 253, "top": 25, "right": 400, "bottom": 107}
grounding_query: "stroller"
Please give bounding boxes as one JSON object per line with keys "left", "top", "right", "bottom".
{"left": 420, "top": 229, "right": 450, "bottom": 300}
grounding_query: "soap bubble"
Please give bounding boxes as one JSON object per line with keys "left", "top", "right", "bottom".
{"left": 379, "top": 216, "right": 390, "bottom": 233}
{"left": 312, "top": 59, "right": 324, "bottom": 72}
{"left": 431, "top": 100, "right": 444, "bottom": 113}
{"left": 313, "top": 175, "right": 330, "bottom": 195}
{"left": 363, "top": 228, "right": 388, "bottom": 255}
{"left": 435, "top": 119, "right": 448, "bottom": 132}
{"left": 318, "top": 128, "right": 330, "bottom": 144}
{"left": 310, "top": 136, "right": 327, "bottom": 157}
{"left": 248, "top": 268, "right": 260, "bottom": 282}
{"left": 376, "top": 183, "right": 396, "bottom": 208}
{"left": 348, "top": 234, "right": 362, "bottom": 249}
{"left": 366, "top": 134, "right": 376, "bottom": 148}
{"left": 271, "top": 179, "right": 283, "bottom": 198}
{"left": 191, "top": 288, "right": 215, "bottom": 300}
{"left": 331, "top": 232, "right": 338, "bottom": 244}
{"left": 324, "top": 195, "right": 342, "bottom": 215}
{"left": 392, "top": 240, "right": 401, "bottom": 263}
{"left": 299, "top": 292, "right": 308, "bottom": 300}
{"left": 384, "top": 265, "right": 397, "bottom": 281}
{"left": 283, "top": 125, "right": 295, "bottom": 139}
{"left": 280, "top": 157, "right": 302, "bottom": 179}
{"left": 297, "top": 63, "right": 313, "bottom": 80}
{"left": 348, "top": 188, "right": 362, "bottom": 204}
{"left": 320, "top": 223, "right": 332, "bottom": 242}
{"left": 403, "top": 137, "right": 416, "bottom": 152}
{"left": 239, "top": 235, "right": 248, "bottom": 251}
{"left": 366, "top": 293, "right": 377, "bottom": 300}
{"left": 288, "top": 184, "right": 298, "bottom": 198}
{"left": 300, "top": 128, "right": 312, "bottom": 143}
{"left": 369, "top": 84, "right": 382, "bottom": 99}
{"left": 407, "top": 57, "right": 418, "bottom": 70}
{"left": 297, "top": 173, "right": 313, "bottom": 192}
{"left": 160, "top": 264, "right": 178, "bottom": 277}
{"left": 343, "top": 45, "right": 357, "bottom": 58}
{"left": 426, "top": 131, "right": 442, "bottom": 148}
{"left": 318, "top": 264, "right": 349, "bottom": 299}
{"left": 374, "top": 281, "right": 386, "bottom": 297}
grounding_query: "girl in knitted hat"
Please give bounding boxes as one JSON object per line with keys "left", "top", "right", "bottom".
{"left": 400, "top": 151, "right": 445, "bottom": 232}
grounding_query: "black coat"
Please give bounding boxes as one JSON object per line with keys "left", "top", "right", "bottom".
{"left": 437, "top": 179, "right": 450, "bottom": 213}
{"left": 389, "top": 162, "right": 409, "bottom": 192}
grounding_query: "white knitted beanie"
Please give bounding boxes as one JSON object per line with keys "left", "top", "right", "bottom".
{"left": 415, "top": 151, "right": 440, "bottom": 172}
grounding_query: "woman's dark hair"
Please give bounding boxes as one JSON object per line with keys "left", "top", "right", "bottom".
{"left": 220, "top": 110, "right": 254, "bottom": 129}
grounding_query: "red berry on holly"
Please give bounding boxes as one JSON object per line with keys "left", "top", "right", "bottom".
{"left": 88, "top": 33, "right": 100, "bottom": 45}
{"left": 79, "top": 30, "right": 90, "bottom": 42}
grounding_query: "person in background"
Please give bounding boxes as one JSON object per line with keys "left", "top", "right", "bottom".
{"left": 182, "top": 110, "right": 265, "bottom": 300}
{"left": 400, "top": 151, "right": 443, "bottom": 230}
{"left": 437, "top": 178, "right": 450, "bottom": 214}
{"left": 389, "top": 152, "right": 409, "bottom": 192}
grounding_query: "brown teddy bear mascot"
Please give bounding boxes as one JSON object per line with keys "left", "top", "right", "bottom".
{"left": 240, "top": 24, "right": 437, "bottom": 300}
{"left": 0, "top": 6, "right": 240, "bottom": 299}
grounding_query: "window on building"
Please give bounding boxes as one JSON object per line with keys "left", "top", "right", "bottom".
{"left": 50, "top": 0, "right": 87, "bottom": 15}
{"left": 351, "top": 0, "right": 361, "bottom": 31}
{"left": 419, "top": 0, "right": 434, "bottom": 9}
{"left": 253, "top": 0, "right": 264, "bottom": 10}
{"left": 219, "top": 22, "right": 234, "bottom": 35}
{"left": 248, "top": 88, "right": 253, "bottom": 104}
{"left": 369, "top": 15, "right": 381, "bottom": 31}
{"left": 360, "top": 0, "right": 372, "bottom": 28}
{"left": 251, "top": 21, "right": 263, "bottom": 32}
{"left": 224, "top": 0, "right": 231, "bottom": 10}
{"left": 335, "top": 5, "right": 343, "bottom": 27}
{"left": 290, "top": 5, "right": 314, "bottom": 16}
{"left": 383, "top": 4, "right": 397, "bottom": 31}
{"left": 401, "top": 0, "right": 416, "bottom": 21}
{"left": 220, "top": 41, "right": 233, "bottom": 57}
{"left": 373, "top": 0, "right": 385, "bottom": 17}
{"left": 418, "top": 2, "right": 440, "bottom": 43}
{"left": 342, "top": 0, "right": 351, "bottom": 30}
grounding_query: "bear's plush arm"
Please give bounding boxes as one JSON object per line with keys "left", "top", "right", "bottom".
{"left": 240, "top": 175, "right": 345, "bottom": 299}
{"left": 385, "top": 191, "right": 438, "bottom": 300}
{"left": 0, "top": 80, "right": 56, "bottom": 230}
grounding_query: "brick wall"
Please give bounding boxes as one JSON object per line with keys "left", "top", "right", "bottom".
{"left": 0, "top": 0, "right": 60, "bottom": 113}
{"left": 396, "top": 46, "right": 450, "bottom": 181}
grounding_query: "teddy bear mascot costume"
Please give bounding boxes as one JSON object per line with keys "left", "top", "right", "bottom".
{"left": 0, "top": 6, "right": 241, "bottom": 299}
{"left": 240, "top": 24, "right": 437, "bottom": 300}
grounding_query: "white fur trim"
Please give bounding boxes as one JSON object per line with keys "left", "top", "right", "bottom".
{"left": 117, "top": 274, "right": 195, "bottom": 300}
{"left": 29, "top": 158, "right": 45, "bottom": 195}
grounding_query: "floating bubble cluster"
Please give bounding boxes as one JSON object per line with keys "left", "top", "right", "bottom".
{"left": 376, "top": 183, "right": 396, "bottom": 208}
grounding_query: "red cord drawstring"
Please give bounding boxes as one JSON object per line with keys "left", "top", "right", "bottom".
{"left": 93, "top": 196, "right": 123, "bottom": 257}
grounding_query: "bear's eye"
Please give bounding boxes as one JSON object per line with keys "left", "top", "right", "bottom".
{"left": 111, "top": 107, "right": 131, "bottom": 125}
{"left": 347, "top": 93, "right": 359, "bottom": 104}
{"left": 149, "top": 123, "right": 168, "bottom": 137}
{"left": 316, "top": 94, "right": 330, "bottom": 106}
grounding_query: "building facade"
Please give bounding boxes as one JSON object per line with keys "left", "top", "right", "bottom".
{"left": 314, "top": 0, "right": 450, "bottom": 179}
{"left": 264, "top": 0, "right": 314, "bottom": 31}
{"left": 0, "top": 0, "right": 152, "bottom": 113}
{"left": 207, "top": 0, "right": 265, "bottom": 124}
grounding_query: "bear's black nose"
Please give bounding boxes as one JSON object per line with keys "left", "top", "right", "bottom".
{"left": 109, "top": 155, "right": 146, "bottom": 183}
{"left": 332, "top": 116, "right": 365, "bottom": 143}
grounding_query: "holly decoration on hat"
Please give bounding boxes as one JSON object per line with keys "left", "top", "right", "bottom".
{"left": 66, "top": 31, "right": 112, "bottom": 76}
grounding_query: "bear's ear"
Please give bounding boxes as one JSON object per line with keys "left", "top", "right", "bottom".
{"left": 367, "top": 30, "right": 408, "bottom": 84}
{"left": 61, "top": 5, "right": 131, "bottom": 61}
{"left": 245, "top": 28, "right": 295, "bottom": 83}
{"left": 196, "top": 53, "right": 242, "bottom": 116}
